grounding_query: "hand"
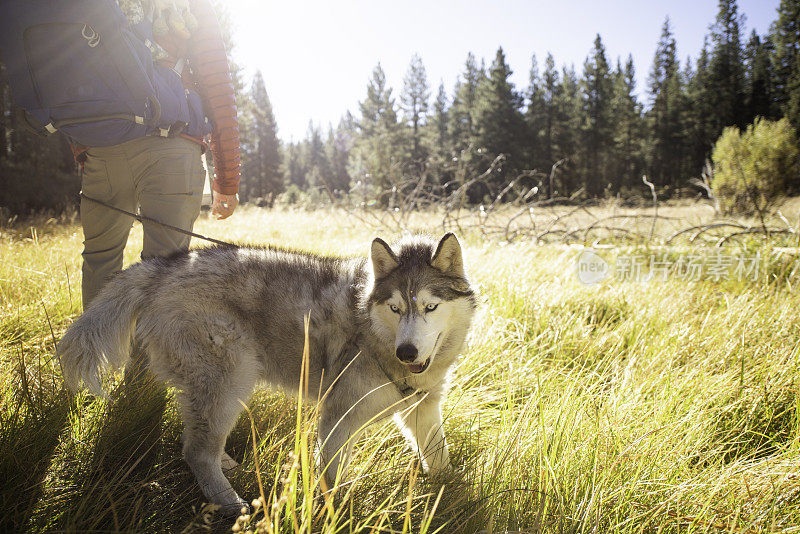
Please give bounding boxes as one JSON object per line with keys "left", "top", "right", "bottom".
{"left": 211, "top": 191, "right": 238, "bottom": 220}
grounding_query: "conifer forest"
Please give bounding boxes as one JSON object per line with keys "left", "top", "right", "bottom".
{"left": 2, "top": 0, "right": 799, "bottom": 213}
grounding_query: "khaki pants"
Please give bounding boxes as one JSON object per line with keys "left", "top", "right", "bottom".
{"left": 80, "top": 136, "right": 205, "bottom": 308}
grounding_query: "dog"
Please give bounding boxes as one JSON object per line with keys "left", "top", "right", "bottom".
{"left": 58, "top": 233, "right": 477, "bottom": 514}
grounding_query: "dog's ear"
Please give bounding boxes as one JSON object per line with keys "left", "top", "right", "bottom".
{"left": 371, "top": 238, "right": 399, "bottom": 279}
{"left": 431, "top": 233, "right": 464, "bottom": 276}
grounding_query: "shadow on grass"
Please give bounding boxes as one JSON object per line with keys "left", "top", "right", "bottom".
{"left": 37, "top": 369, "right": 181, "bottom": 532}
{"left": 0, "top": 389, "right": 71, "bottom": 532}
{"left": 342, "top": 426, "right": 496, "bottom": 533}
{"left": 427, "top": 420, "right": 575, "bottom": 533}
{"left": 28, "top": 381, "right": 296, "bottom": 532}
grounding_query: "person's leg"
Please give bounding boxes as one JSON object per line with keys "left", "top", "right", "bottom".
{"left": 124, "top": 137, "right": 205, "bottom": 385}
{"left": 80, "top": 145, "right": 136, "bottom": 308}
{"left": 135, "top": 137, "right": 206, "bottom": 260}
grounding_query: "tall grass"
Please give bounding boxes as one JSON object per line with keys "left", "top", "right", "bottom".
{"left": 1, "top": 205, "right": 799, "bottom": 533}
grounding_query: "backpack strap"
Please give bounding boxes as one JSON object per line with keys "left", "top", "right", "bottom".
{"left": 173, "top": 57, "right": 186, "bottom": 76}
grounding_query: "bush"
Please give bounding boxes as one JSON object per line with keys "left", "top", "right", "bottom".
{"left": 275, "top": 183, "right": 310, "bottom": 206}
{"left": 711, "top": 117, "right": 800, "bottom": 215}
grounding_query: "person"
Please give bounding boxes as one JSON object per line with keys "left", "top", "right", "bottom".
{"left": 76, "top": 0, "right": 240, "bottom": 307}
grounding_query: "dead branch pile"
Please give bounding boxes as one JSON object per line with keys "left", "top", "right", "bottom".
{"left": 330, "top": 158, "right": 798, "bottom": 248}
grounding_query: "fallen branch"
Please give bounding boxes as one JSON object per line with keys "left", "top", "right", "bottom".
{"left": 715, "top": 228, "right": 792, "bottom": 247}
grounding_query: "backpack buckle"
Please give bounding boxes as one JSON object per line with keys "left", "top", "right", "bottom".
{"left": 81, "top": 25, "right": 100, "bottom": 47}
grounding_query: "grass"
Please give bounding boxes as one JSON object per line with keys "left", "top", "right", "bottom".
{"left": 1, "top": 204, "right": 800, "bottom": 533}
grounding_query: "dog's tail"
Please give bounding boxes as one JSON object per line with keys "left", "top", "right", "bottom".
{"left": 58, "top": 266, "right": 149, "bottom": 396}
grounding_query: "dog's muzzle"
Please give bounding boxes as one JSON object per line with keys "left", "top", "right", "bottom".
{"left": 396, "top": 344, "right": 430, "bottom": 374}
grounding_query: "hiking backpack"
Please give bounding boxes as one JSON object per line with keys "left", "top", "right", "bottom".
{"left": 0, "top": 0, "right": 212, "bottom": 147}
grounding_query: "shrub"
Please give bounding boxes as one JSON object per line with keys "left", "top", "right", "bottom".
{"left": 711, "top": 117, "right": 800, "bottom": 215}
{"left": 275, "top": 183, "right": 310, "bottom": 206}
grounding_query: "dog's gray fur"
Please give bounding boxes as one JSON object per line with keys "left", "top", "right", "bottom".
{"left": 59, "top": 233, "right": 477, "bottom": 513}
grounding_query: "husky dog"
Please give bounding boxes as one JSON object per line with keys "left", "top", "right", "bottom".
{"left": 59, "top": 233, "right": 477, "bottom": 514}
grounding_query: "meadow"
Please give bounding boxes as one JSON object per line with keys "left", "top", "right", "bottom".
{"left": 1, "top": 203, "right": 799, "bottom": 533}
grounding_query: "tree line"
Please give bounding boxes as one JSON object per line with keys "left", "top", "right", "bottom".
{"left": 238, "top": 0, "right": 800, "bottom": 206}
{"left": 1, "top": 0, "right": 798, "bottom": 214}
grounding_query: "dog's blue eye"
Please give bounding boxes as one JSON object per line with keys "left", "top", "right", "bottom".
{"left": 390, "top": 304, "right": 400, "bottom": 314}
{"left": 425, "top": 303, "right": 438, "bottom": 312}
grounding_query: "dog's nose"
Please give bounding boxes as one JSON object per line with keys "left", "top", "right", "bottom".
{"left": 396, "top": 344, "right": 418, "bottom": 362}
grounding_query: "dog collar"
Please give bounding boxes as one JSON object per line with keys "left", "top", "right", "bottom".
{"left": 399, "top": 379, "right": 427, "bottom": 397}
{"left": 399, "top": 383, "right": 416, "bottom": 396}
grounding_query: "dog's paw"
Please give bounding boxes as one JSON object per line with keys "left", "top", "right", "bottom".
{"left": 422, "top": 462, "right": 457, "bottom": 481}
{"left": 215, "top": 497, "right": 248, "bottom": 517}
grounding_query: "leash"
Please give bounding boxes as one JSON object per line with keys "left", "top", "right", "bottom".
{"left": 80, "top": 192, "right": 237, "bottom": 247}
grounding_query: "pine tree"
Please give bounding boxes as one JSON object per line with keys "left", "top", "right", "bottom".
{"left": 245, "top": 71, "right": 282, "bottom": 204}
{"left": 708, "top": 0, "right": 746, "bottom": 134}
{"left": 473, "top": 47, "right": 527, "bottom": 186}
{"left": 237, "top": 100, "right": 255, "bottom": 201}
{"left": 358, "top": 64, "right": 397, "bottom": 136}
{"left": 448, "top": 53, "right": 482, "bottom": 154}
{"left": 687, "top": 41, "right": 717, "bottom": 172}
{"left": 553, "top": 65, "right": 582, "bottom": 195}
{"left": 324, "top": 121, "right": 352, "bottom": 194}
{"left": 350, "top": 64, "right": 403, "bottom": 201}
{"left": 284, "top": 142, "right": 307, "bottom": 190}
{"left": 581, "top": 35, "right": 615, "bottom": 196}
{"left": 612, "top": 56, "right": 645, "bottom": 192}
{"left": 527, "top": 53, "right": 566, "bottom": 197}
{"left": 540, "top": 54, "right": 561, "bottom": 196}
{"left": 770, "top": 0, "right": 800, "bottom": 128}
{"left": 400, "top": 54, "right": 430, "bottom": 172}
{"left": 525, "top": 53, "right": 545, "bottom": 172}
{"left": 647, "top": 18, "right": 689, "bottom": 190}
{"left": 305, "top": 121, "right": 335, "bottom": 199}
{"left": 744, "top": 30, "right": 777, "bottom": 122}
{"left": 431, "top": 82, "right": 450, "bottom": 158}
{"left": 447, "top": 53, "right": 487, "bottom": 195}
{"left": 427, "top": 82, "right": 451, "bottom": 186}
{"left": 306, "top": 122, "right": 325, "bottom": 174}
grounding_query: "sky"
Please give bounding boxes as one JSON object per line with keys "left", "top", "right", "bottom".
{"left": 222, "top": 0, "right": 782, "bottom": 143}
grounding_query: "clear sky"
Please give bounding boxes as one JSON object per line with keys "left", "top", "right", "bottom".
{"left": 222, "top": 0, "right": 782, "bottom": 143}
